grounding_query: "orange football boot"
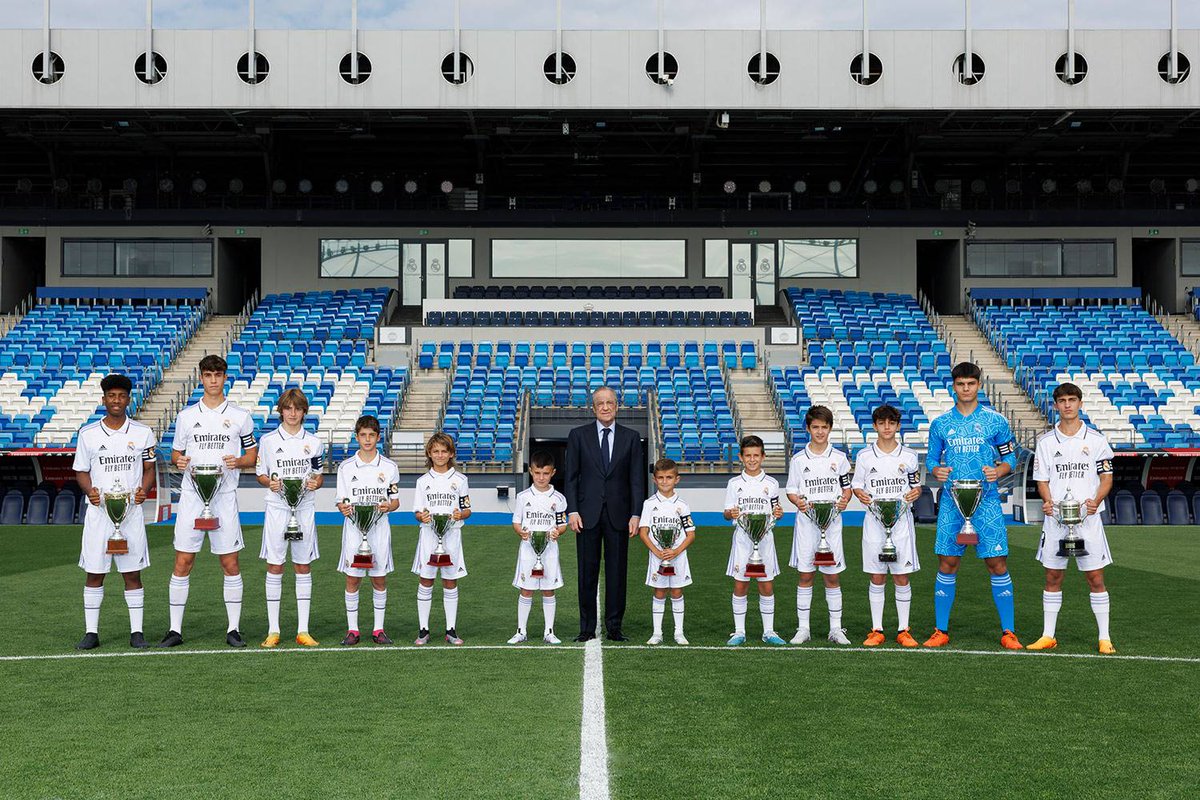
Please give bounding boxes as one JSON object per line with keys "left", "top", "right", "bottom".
{"left": 863, "top": 630, "right": 886, "bottom": 647}
{"left": 1000, "top": 630, "right": 1023, "bottom": 650}
{"left": 1025, "top": 636, "right": 1057, "bottom": 651}
{"left": 895, "top": 628, "right": 918, "bottom": 648}
{"left": 1098, "top": 639, "right": 1117, "bottom": 654}
{"left": 923, "top": 629, "right": 950, "bottom": 648}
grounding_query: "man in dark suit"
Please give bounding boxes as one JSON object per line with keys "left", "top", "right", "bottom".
{"left": 565, "top": 386, "right": 644, "bottom": 642}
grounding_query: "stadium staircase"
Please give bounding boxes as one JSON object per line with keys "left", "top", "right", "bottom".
{"left": 391, "top": 366, "right": 453, "bottom": 471}
{"left": 136, "top": 314, "right": 248, "bottom": 433}
{"left": 727, "top": 365, "right": 788, "bottom": 473}
{"left": 1160, "top": 313, "right": 1200, "bottom": 362}
{"left": 937, "top": 315, "right": 1049, "bottom": 447}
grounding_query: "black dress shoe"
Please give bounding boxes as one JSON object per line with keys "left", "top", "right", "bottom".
{"left": 606, "top": 630, "right": 629, "bottom": 642}
{"left": 574, "top": 632, "right": 596, "bottom": 642}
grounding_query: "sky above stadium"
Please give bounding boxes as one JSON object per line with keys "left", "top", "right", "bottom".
{"left": 7, "top": 1, "right": 1199, "bottom": 31}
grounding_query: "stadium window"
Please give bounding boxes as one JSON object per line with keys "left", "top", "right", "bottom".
{"left": 964, "top": 240, "right": 1114, "bottom": 277}
{"left": 705, "top": 240, "right": 730, "bottom": 277}
{"left": 448, "top": 240, "right": 474, "bottom": 278}
{"left": 491, "top": 239, "right": 685, "bottom": 279}
{"left": 1182, "top": 241, "right": 1200, "bottom": 276}
{"left": 62, "top": 239, "right": 211, "bottom": 277}
{"left": 777, "top": 239, "right": 859, "bottom": 278}
{"left": 319, "top": 239, "right": 400, "bottom": 278}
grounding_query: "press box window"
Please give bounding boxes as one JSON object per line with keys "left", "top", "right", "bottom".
{"left": 63, "top": 239, "right": 212, "bottom": 277}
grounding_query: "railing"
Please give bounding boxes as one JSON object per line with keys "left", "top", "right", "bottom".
{"left": 646, "top": 388, "right": 661, "bottom": 467}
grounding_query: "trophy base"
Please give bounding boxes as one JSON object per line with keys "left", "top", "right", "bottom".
{"left": 106, "top": 540, "right": 129, "bottom": 556}
{"left": 428, "top": 554, "right": 453, "bottom": 568}
{"left": 283, "top": 529, "right": 304, "bottom": 542}
{"left": 955, "top": 531, "right": 979, "bottom": 546}
{"left": 658, "top": 565, "right": 676, "bottom": 576}
{"left": 531, "top": 567, "right": 545, "bottom": 578}
{"left": 744, "top": 563, "right": 767, "bottom": 579}
{"left": 813, "top": 552, "right": 836, "bottom": 567}
{"left": 878, "top": 552, "right": 898, "bottom": 564}
{"left": 351, "top": 555, "right": 375, "bottom": 569}
{"left": 1057, "top": 539, "right": 1089, "bottom": 558}
{"left": 194, "top": 516, "right": 220, "bottom": 531}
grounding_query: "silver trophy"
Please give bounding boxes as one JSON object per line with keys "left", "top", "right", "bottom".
{"left": 528, "top": 528, "right": 550, "bottom": 578}
{"left": 1054, "top": 488, "right": 1089, "bottom": 558}
{"left": 949, "top": 479, "right": 984, "bottom": 545}
{"left": 868, "top": 497, "right": 911, "bottom": 564}
{"left": 348, "top": 499, "right": 387, "bottom": 569}
{"left": 736, "top": 507, "right": 774, "bottom": 578}
{"left": 102, "top": 487, "right": 132, "bottom": 555}
{"left": 651, "top": 521, "right": 682, "bottom": 576}
{"left": 426, "top": 511, "right": 455, "bottom": 567}
{"left": 804, "top": 500, "right": 841, "bottom": 567}
{"left": 190, "top": 463, "right": 223, "bottom": 531}
{"left": 274, "top": 472, "right": 313, "bottom": 542}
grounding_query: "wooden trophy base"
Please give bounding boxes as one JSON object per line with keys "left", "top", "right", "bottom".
{"left": 428, "top": 554, "right": 453, "bottom": 567}
{"left": 744, "top": 563, "right": 767, "bottom": 578}
{"left": 351, "top": 555, "right": 375, "bottom": 569}
{"left": 106, "top": 541, "right": 129, "bottom": 556}
{"left": 194, "top": 517, "right": 220, "bottom": 531}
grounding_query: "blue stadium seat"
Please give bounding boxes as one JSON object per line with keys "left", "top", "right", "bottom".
{"left": 0, "top": 492, "right": 23, "bottom": 525}
{"left": 1166, "top": 490, "right": 1191, "bottom": 525}
{"left": 51, "top": 492, "right": 76, "bottom": 525}
{"left": 1140, "top": 492, "right": 1164, "bottom": 525}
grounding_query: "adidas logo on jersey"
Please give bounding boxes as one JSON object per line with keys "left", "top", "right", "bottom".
{"left": 276, "top": 447, "right": 285, "bottom": 453}
{"left": 193, "top": 422, "right": 202, "bottom": 428}
{"left": 869, "top": 467, "right": 878, "bottom": 474}
{"left": 1054, "top": 451, "right": 1063, "bottom": 458}
{"left": 351, "top": 476, "right": 358, "bottom": 482}
{"left": 98, "top": 445, "right": 107, "bottom": 451}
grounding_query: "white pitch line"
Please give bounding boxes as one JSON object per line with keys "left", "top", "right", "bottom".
{"left": 579, "top": 638, "right": 611, "bottom": 800}
{"left": 0, "top": 643, "right": 1195, "bottom": 665}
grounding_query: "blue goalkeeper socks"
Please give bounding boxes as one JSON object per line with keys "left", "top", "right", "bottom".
{"left": 990, "top": 572, "right": 1016, "bottom": 631}
{"left": 934, "top": 572, "right": 957, "bottom": 631}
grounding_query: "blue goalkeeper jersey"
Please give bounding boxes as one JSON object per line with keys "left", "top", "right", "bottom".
{"left": 926, "top": 404, "right": 1017, "bottom": 499}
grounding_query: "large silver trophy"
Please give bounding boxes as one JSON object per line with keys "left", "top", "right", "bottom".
{"left": 190, "top": 463, "right": 223, "bottom": 531}
{"left": 274, "top": 472, "right": 313, "bottom": 541}
{"left": 736, "top": 508, "right": 774, "bottom": 578}
{"left": 347, "top": 499, "right": 387, "bottom": 569}
{"left": 426, "top": 511, "right": 455, "bottom": 567}
{"left": 949, "top": 479, "right": 983, "bottom": 545}
{"left": 527, "top": 528, "right": 550, "bottom": 578}
{"left": 102, "top": 487, "right": 132, "bottom": 555}
{"left": 804, "top": 500, "right": 841, "bottom": 567}
{"left": 1054, "top": 488, "right": 1088, "bottom": 558}
{"left": 868, "top": 497, "right": 910, "bottom": 564}
{"left": 651, "top": 520, "right": 682, "bottom": 576}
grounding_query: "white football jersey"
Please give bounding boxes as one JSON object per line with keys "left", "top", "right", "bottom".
{"left": 638, "top": 492, "right": 696, "bottom": 545}
{"left": 786, "top": 443, "right": 852, "bottom": 501}
{"left": 723, "top": 471, "right": 781, "bottom": 524}
{"left": 256, "top": 427, "right": 325, "bottom": 510}
{"left": 1032, "top": 424, "right": 1115, "bottom": 512}
{"left": 513, "top": 485, "right": 568, "bottom": 531}
{"left": 413, "top": 468, "right": 471, "bottom": 531}
{"left": 73, "top": 418, "right": 157, "bottom": 493}
{"left": 851, "top": 443, "right": 921, "bottom": 499}
{"left": 171, "top": 400, "right": 256, "bottom": 495}
{"left": 336, "top": 452, "right": 400, "bottom": 506}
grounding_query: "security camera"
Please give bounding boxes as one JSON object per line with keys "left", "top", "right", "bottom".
{"left": 717, "top": 112, "right": 730, "bottom": 129}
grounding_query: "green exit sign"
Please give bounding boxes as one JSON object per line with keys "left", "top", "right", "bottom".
{"left": 932, "top": 229, "right": 944, "bottom": 237}
{"left": 17, "top": 227, "right": 29, "bottom": 235}
{"left": 234, "top": 227, "right": 246, "bottom": 236}
{"left": 1148, "top": 228, "right": 1160, "bottom": 236}
{"left": 418, "top": 229, "right": 429, "bottom": 236}
{"left": 747, "top": 229, "right": 759, "bottom": 237}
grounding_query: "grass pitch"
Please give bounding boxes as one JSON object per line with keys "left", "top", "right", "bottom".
{"left": 1, "top": 522, "right": 1196, "bottom": 799}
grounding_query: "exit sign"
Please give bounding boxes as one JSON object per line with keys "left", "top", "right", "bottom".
{"left": 234, "top": 227, "right": 246, "bottom": 236}
{"left": 418, "top": 229, "right": 429, "bottom": 236}
{"left": 17, "top": 227, "right": 29, "bottom": 235}
{"left": 1148, "top": 228, "right": 1160, "bottom": 236}
{"left": 932, "top": 229, "right": 944, "bottom": 237}
{"left": 747, "top": 229, "right": 759, "bottom": 237}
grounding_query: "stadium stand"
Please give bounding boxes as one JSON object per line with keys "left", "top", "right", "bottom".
{"left": 973, "top": 298, "right": 1200, "bottom": 449}
{"left": 0, "top": 297, "right": 207, "bottom": 448}
{"left": 427, "top": 340, "right": 757, "bottom": 464}
{"left": 166, "top": 288, "right": 407, "bottom": 463}
{"left": 771, "top": 289, "right": 957, "bottom": 455}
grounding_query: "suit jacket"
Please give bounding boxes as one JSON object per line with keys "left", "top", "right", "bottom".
{"left": 564, "top": 421, "right": 644, "bottom": 530}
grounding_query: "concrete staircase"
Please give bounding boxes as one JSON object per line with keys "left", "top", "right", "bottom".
{"left": 136, "top": 315, "right": 244, "bottom": 431}
{"left": 727, "top": 366, "right": 789, "bottom": 473}
{"left": 938, "top": 315, "right": 1049, "bottom": 446}
{"left": 0, "top": 313, "right": 22, "bottom": 338}
{"left": 390, "top": 367, "right": 451, "bottom": 471}
{"left": 1161, "top": 313, "right": 1200, "bottom": 361}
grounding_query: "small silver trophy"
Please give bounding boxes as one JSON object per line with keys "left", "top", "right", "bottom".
{"left": 868, "top": 497, "right": 910, "bottom": 564}
{"left": 348, "top": 499, "right": 387, "bottom": 569}
{"left": 804, "top": 500, "right": 841, "bottom": 567}
{"left": 102, "top": 487, "right": 132, "bottom": 555}
{"left": 949, "top": 479, "right": 984, "bottom": 545}
{"left": 651, "top": 520, "right": 682, "bottom": 576}
{"left": 274, "top": 472, "right": 313, "bottom": 542}
{"left": 528, "top": 528, "right": 550, "bottom": 578}
{"left": 1054, "top": 488, "right": 1088, "bottom": 558}
{"left": 427, "top": 511, "right": 455, "bottom": 567}
{"left": 190, "top": 463, "right": 223, "bottom": 531}
{"left": 736, "top": 508, "right": 774, "bottom": 578}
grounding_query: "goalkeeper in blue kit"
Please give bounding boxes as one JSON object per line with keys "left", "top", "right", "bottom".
{"left": 924, "top": 362, "right": 1022, "bottom": 650}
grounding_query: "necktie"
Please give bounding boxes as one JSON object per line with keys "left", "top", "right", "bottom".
{"left": 601, "top": 427, "right": 611, "bottom": 470}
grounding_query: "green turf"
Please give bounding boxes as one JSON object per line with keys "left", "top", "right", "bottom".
{"left": 0, "top": 522, "right": 1196, "bottom": 799}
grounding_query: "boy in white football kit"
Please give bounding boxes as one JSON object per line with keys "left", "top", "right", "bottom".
{"left": 851, "top": 405, "right": 923, "bottom": 648}
{"left": 785, "top": 405, "right": 853, "bottom": 646}
{"left": 73, "top": 374, "right": 158, "bottom": 650}
{"left": 508, "top": 451, "right": 568, "bottom": 645}
{"left": 255, "top": 388, "right": 324, "bottom": 648}
{"left": 638, "top": 458, "right": 697, "bottom": 645}
{"left": 1028, "top": 382, "right": 1117, "bottom": 654}
{"left": 163, "top": 355, "right": 258, "bottom": 649}
{"left": 336, "top": 415, "right": 401, "bottom": 646}
{"left": 724, "top": 435, "right": 787, "bottom": 647}
{"left": 412, "top": 432, "right": 472, "bottom": 646}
